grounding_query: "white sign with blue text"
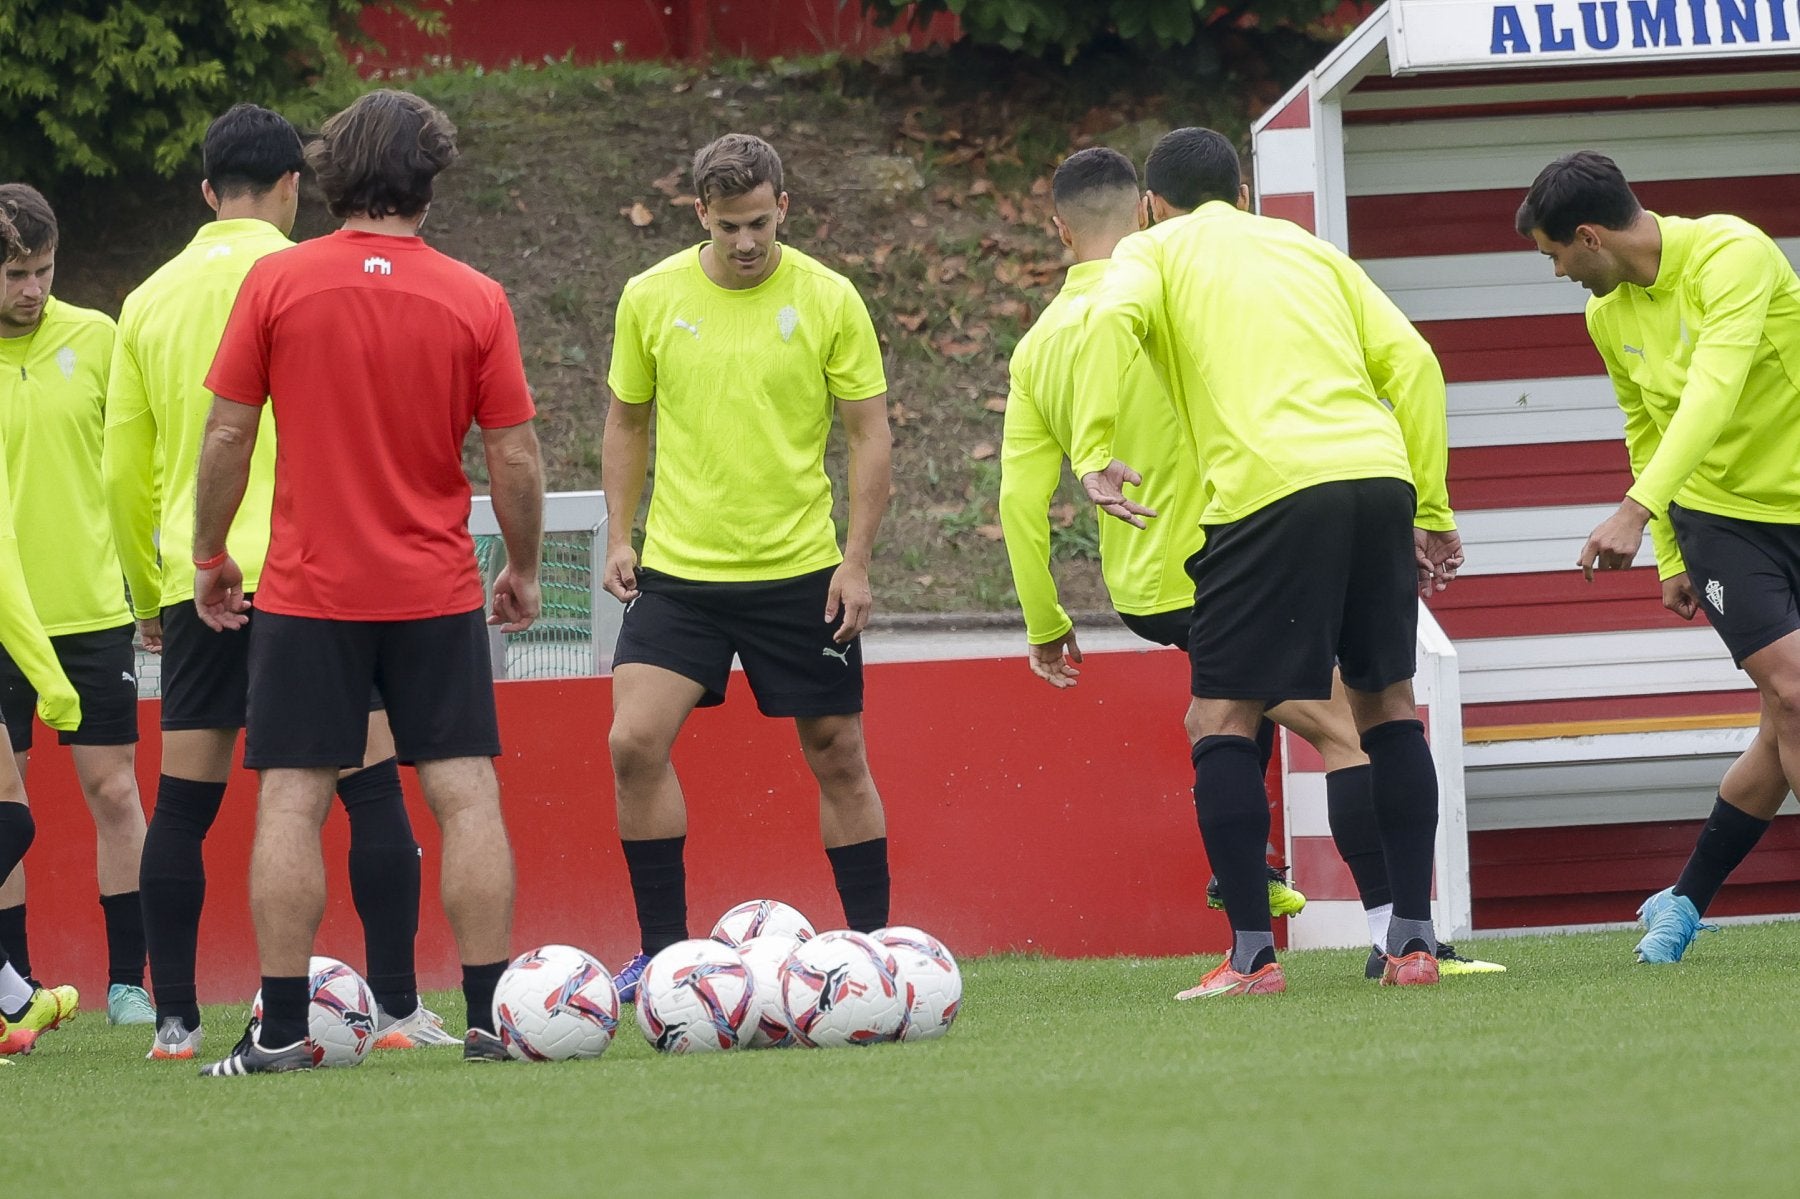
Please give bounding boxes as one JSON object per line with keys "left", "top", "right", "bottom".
{"left": 1391, "top": 0, "right": 1800, "bottom": 71}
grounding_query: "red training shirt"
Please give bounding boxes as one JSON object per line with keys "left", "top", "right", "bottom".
{"left": 206, "top": 229, "right": 535, "bottom": 620}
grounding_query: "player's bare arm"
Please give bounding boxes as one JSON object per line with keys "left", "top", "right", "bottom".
{"left": 191, "top": 395, "right": 260, "bottom": 631}
{"left": 827, "top": 391, "right": 892, "bottom": 644}
{"left": 1661, "top": 571, "right": 1701, "bottom": 620}
{"left": 600, "top": 394, "right": 652, "bottom": 603}
{"left": 482, "top": 418, "right": 545, "bottom": 634}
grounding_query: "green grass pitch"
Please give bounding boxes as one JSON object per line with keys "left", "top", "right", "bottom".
{"left": 7, "top": 923, "right": 1799, "bottom": 1197}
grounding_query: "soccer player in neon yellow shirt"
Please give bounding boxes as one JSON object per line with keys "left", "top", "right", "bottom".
{"left": 1012, "top": 138, "right": 1497, "bottom": 981}
{"left": 0, "top": 183, "right": 148, "bottom": 1025}
{"left": 1519, "top": 151, "right": 1800, "bottom": 963}
{"left": 0, "top": 207, "right": 82, "bottom": 1058}
{"left": 1075, "top": 128, "right": 1464, "bottom": 997}
{"left": 602, "top": 134, "right": 894, "bottom": 999}
{"left": 103, "top": 104, "right": 446, "bottom": 1060}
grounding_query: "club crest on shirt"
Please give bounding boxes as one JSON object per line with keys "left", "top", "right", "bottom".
{"left": 777, "top": 305, "right": 800, "bottom": 343}
{"left": 55, "top": 346, "right": 77, "bottom": 379}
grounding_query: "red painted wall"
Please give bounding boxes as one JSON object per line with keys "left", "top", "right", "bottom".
{"left": 18, "top": 650, "right": 1269, "bottom": 1003}
{"left": 356, "top": 1, "right": 960, "bottom": 70}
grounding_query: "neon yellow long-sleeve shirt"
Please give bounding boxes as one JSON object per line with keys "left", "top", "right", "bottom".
{"left": 0, "top": 442, "right": 79, "bottom": 730}
{"left": 104, "top": 219, "right": 290, "bottom": 617}
{"left": 1000, "top": 259, "right": 1200, "bottom": 644}
{"left": 1586, "top": 213, "right": 1800, "bottom": 578}
{"left": 1071, "top": 203, "right": 1454, "bottom": 532}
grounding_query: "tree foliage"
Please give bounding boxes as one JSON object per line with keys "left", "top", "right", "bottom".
{"left": 0, "top": 1, "right": 417, "bottom": 181}
{"left": 864, "top": 0, "right": 1348, "bottom": 60}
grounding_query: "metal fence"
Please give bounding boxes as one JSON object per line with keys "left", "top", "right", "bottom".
{"left": 133, "top": 490, "right": 619, "bottom": 698}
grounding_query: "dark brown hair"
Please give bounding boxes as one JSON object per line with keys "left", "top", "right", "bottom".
{"left": 0, "top": 210, "right": 19, "bottom": 261}
{"left": 692, "top": 134, "right": 783, "bottom": 205}
{"left": 306, "top": 90, "right": 458, "bottom": 220}
{"left": 0, "top": 183, "right": 58, "bottom": 258}
{"left": 1516, "top": 150, "right": 1642, "bottom": 243}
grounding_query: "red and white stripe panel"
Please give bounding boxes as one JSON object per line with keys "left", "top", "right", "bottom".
{"left": 1341, "top": 64, "right": 1793, "bottom": 729}
{"left": 1254, "top": 82, "right": 1320, "bottom": 233}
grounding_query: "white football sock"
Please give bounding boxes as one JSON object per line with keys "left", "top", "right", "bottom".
{"left": 1365, "top": 903, "right": 1393, "bottom": 952}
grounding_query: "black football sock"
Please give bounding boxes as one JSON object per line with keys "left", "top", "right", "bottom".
{"left": 141, "top": 775, "right": 227, "bottom": 1028}
{"left": 462, "top": 959, "right": 507, "bottom": 1036}
{"left": 1673, "top": 795, "right": 1772, "bottom": 916}
{"left": 1253, "top": 717, "right": 1277, "bottom": 774}
{"left": 826, "top": 837, "right": 890, "bottom": 933}
{"left": 1192, "top": 735, "right": 1275, "bottom": 970}
{"left": 1325, "top": 764, "right": 1392, "bottom": 910}
{"left": 621, "top": 836, "right": 688, "bottom": 954}
{"left": 1363, "top": 720, "right": 1439, "bottom": 956}
{"left": 100, "top": 891, "right": 147, "bottom": 988}
{"left": 0, "top": 903, "right": 27, "bottom": 983}
{"left": 339, "top": 758, "right": 421, "bottom": 1017}
{"left": 259, "top": 976, "right": 310, "bottom": 1048}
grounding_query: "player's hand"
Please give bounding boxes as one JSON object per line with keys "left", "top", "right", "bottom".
{"left": 135, "top": 616, "right": 164, "bottom": 654}
{"left": 36, "top": 681, "right": 82, "bottom": 732}
{"left": 1080, "top": 459, "right": 1157, "bottom": 528}
{"left": 489, "top": 565, "right": 541, "bottom": 634}
{"left": 602, "top": 543, "right": 640, "bottom": 603}
{"left": 1414, "top": 528, "right": 1465, "bottom": 596}
{"left": 1577, "top": 498, "right": 1651, "bottom": 580}
{"left": 194, "top": 555, "right": 250, "bottom": 632}
{"left": 826, "top": 560, "right": 872, "bottom": 645}
{"left": 1662, "top": 572, "right": 1701, "bottom": 621}
{"left": 1028, "top": 630, "right": 1082, "bottom": 688}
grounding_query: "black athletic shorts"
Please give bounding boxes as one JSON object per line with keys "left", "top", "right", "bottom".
{"left": 162, "top": 599, "right": 384, "bottom": 733}
{"left": 1187, "top": 477, "right": 1418, "bottom": 702}
{"left": 612, "top": 566, "right": 863, "bottom": 718}
{"left": 0, "top": 622, "right": 140, "bottom": 752}
{"left": 1670, "top": 502, "right": 1800, "bottom": 667}
{"left": 244, "top": 607, "right": 498, "bottom": 769}
{"left": 1119, "top": 607, "right": 1193, "bottom": 650}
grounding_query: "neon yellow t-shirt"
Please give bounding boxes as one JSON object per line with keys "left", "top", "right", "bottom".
{"left": 1586, "top": 212, "right": 1800, "bottom": 579}
{"left": 0, "top": 296, "right": 129, "bottom": 634}
{"left": 0, "top": 440, "right": 79, "bottom": 730}
{"left": 104, "top": 219, "right": 289, "bottom": 616}
{"left": 606, "top": 244, "right": 888, "bottom": 582}
{"left": 1072, "top": 203, "right": 1455, "bottom": 532}
{"left": 1001, "top": 259, "right": 1200, "bottom": 644}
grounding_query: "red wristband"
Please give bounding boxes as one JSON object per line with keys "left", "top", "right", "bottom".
{"left": 193, "top": 549, "right": 229, "bottom": 571}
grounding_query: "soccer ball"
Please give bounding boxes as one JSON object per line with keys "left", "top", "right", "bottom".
{"left": 250, "top": 955, "right": 377, "bottom": 1067}
{"left": 780, "top": 930, "right": 908, "bottom": 1048}
{"left": 736, "top": 934, "right": 801, "bottom": 1049}
{"left": 635, "top": 939, "right": 755, "bottom": 1054}
{"left": 710, "top": 899, "right": 816, "bottom": 948}
{"left": 492, "top": 944, "right": 621, "bottom": 1062}
{"left": 874, "top": 926, "right": 963, "bottom": 1041}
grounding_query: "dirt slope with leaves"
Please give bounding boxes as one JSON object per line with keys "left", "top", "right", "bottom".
{"left": 53, "top": 39, "right": 1320, "bottom": 616}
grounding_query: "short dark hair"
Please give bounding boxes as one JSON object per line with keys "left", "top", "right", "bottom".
{"left": 1515, "top": 151, "right": 1642, "bottom": 243}
{"left": 0, "top": 183, "right": 57, "bottom": 259}
{"left": 0, "top": 210, "right": 18, "bottom": 261}
{"left": 306, "top": 90, "right": 458, "bottom": 220}
{"left": 204, "top": 104, "right": 304, "bottom": 200}
{"left": 1145, "top": 128, "right": 1240, "bottom": 211}
{"left": 1052, "top": 146, "right": 1139, "bottom": 213}
{"left": 692, "top": 134, "right": 783, "bottom": 205}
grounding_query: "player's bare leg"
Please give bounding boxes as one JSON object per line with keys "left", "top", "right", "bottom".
{"left": 796, "top": 712, "right": 889, "bottom": 932}
{"left": 415, "top": 755, "right": 513, "bottom": 966}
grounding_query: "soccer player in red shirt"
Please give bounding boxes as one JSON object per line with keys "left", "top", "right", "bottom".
{"left": 191, "top": 90, "right": 544, "bottom": 1074}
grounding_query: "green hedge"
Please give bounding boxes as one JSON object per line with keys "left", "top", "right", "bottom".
{"left": 0, "top": 1, "right": 421, "bottom": 181}
{"left": 866, "top": 0, "right": 1345, "bottom": 59}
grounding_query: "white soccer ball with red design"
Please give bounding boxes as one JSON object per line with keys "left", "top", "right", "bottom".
{"left": 710, "top": 899, "right": 816, "bottom": 948}
{"left": 492, "top": 944, "right": 621, "bottom": 1062}
{"left": 635, "top": 939, "right": 755, "bottom": 1054}
{"left": 780, "top": 929, "right": 908, "bottom": 1048}
{"left": 250, "top": 955, "right": 376, "bottom": 1067}
{"left": 736, "top": 934, "right": 801, "bottom": 1049}
{"left": 874, "top": 926, "right": 963, "bottom": 1041}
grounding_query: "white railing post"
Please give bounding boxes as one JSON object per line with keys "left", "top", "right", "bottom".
{"left": 1416, "top": 599, "right": 1473, "bottom": 939}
